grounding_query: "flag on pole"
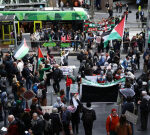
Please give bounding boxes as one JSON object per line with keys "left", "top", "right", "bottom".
{"left": 38, "top": 47, "right": 44, "bottom": 66}
{"left": 14, "top": 38, "right": 29, "bottom": 60}
{"left": 101, "top": 30, "right": 111, "bottom": 48}
{"left": 104, "top": 16, "right": 125, "bottom": 47}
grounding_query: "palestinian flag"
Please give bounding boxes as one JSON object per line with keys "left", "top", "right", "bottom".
{"left": 38, "top": 47, "right": 44, "bottom": 66}
{"left": 14, "top": 38, "right": 29, "bottom": 60}
{"left": 104, "top": 16, "right": 125, "bottom": 47}
{"left": 101, "top": 30, "right": 111, "bottom": 47}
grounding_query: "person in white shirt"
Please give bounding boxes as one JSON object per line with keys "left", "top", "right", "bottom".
{"left": 17, "top": 60, "right": 24, "bottom": 73}
{"left": 61, "top": 50, "right": 69, "bottom": 66}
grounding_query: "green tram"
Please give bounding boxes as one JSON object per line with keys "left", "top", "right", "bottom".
{"left": 0, "top": 10, "right": 88, "bottom": 46}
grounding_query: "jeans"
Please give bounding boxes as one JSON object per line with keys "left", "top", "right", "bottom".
{"left": 26, "top": 78, "right": 32, "bottom": 90}
{"left": 66, "top": 86, "right": 70, "bottom": 102}
{"left": 83, "top": 122, "right": 93, "bottom": 135}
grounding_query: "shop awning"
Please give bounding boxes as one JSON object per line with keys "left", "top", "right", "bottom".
{"left": 0, "top": 15, "right": 15, "bottom": 21}
{"left": 0, "top": 11, "right": 88, "bottom": 21}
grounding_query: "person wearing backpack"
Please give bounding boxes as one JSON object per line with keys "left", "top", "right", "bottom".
{"left": 138, "top": 91, "right": 150, "bottom": 131}
{"left": 53, "top": 64, "right": 63, "bottom": 94}
{"left": 43, "top": 113, "right": 52, "bottom": 135}
{"left": 50, "top": 108, "right": 62, "bottom": 135}
{"left": 106, "top": 108, "right": 119, "bottom": 135}
{"left": 75, "top": 97, "right": 96, "bottom": 135}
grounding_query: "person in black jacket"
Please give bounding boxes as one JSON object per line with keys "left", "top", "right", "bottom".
{"left": 75, "top": 96, "right": 96, "bottom": 135}
{"left": 22, "top": 63, "right": 33, "bottom": 90}
{"left": 138, "top": 91, "right": 150, "bottom": 131}
{"left": 50, "top": 108, "right": 62, "bottom": 135}
{"left": 52, "top": 65, "right": 63, "bottom": 94}
{"left": 29, "top": 113, "right": 44, "bottom": 135}
{"left": 70, "top": 100, "right": 80, "bottom": 135}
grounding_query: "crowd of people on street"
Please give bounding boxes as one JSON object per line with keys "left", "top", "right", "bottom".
{"left": 0, "top": 1, "right": 150, "bottom": 135}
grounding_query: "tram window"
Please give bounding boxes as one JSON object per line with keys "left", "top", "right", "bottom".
{"left": 4, "top": 25, "right": 9, "bottom": 34}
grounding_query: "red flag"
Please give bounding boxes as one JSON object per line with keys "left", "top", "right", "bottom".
{"left": 38, "top": 47, "right": 44, "bottom": 59}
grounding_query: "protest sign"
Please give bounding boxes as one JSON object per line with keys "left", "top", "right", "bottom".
{"left": 41, "top": 106, "right": 53, "bottom": 114}
{"left": 125, "top": 111, "right": 138, "bottom": 125}
{"left": 22, "top": 90, "right": 35, "bottom": 100}
{"left": 70, "top": 84, "right": 78, "bottom": 93}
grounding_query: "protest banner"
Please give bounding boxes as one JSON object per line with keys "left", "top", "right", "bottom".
{"left": 81, "top": 78, "right": 125, "bottom": 102}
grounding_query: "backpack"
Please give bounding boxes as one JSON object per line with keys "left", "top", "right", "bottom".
{"left": 16, "top": 119, "right": 25, "bottom": 135}
{"left": 84, "top": 110, "right": 93, "bottom": 123}
{"left": 51, "top": 113, "right": 62, "bottom": 131}
{"left": 44, "top": 119, "right": 52, "bottom": 133}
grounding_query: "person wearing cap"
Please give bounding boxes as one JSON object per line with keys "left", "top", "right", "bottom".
{"left": 106, "top": 109, "right": 119, "bottom": 135}
{"left": 138, "top": 91, "right": 150, "bottom": 131}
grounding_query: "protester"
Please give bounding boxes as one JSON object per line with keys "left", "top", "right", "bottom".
{"left": 6, "top": 115, "right": 20, "bottom": 135}
{"left": 76, "top": 95, "right": 96, "bottom": 135}
{"left": 50, "top": 108, "right": 62, "bottom": 135}
{"left": 52, "top": 64, "right": 63, "bottom": 94}
{"left": 61, "top": 106, "right": 71, "bottom": 135}
{"left": 106, "top": 108, "right": 119, "bottom": 135}
{"left": 115, "top": 115, "right": 132, "bottom": 135}
{"left": 138, "top": 91, "right": 150, "bottom": 131}
{"left": 29, "top": 113, "right": 44, "bottom": 135}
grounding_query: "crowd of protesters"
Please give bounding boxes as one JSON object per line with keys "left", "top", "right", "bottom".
{"left": 0, "top": 1, "right": 150, "bottom": 135}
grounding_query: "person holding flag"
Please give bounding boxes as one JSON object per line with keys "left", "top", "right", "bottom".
{"left": 104, "top": 16, "right": 125, "bottom": 48}
{"left": 37, "top": 47, "right": 51, "bottom": 82}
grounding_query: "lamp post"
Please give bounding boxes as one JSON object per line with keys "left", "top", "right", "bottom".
{"left": 90, "top": 0, "right": 94, "bottom": 20}
{"left": 146, "top": 0, "right": 150, "bottom": 50}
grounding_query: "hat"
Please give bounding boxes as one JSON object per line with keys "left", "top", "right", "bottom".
{"left": 24, "top": 108, "right": 31, "bottom": 112}
{"left": 111, "top": 108, "right": 117, "bottom": 112}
